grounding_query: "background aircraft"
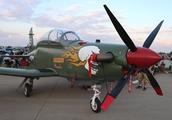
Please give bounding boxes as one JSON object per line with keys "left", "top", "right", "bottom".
{"left": 0, "top": 5, "right": 163, "bottom": 113}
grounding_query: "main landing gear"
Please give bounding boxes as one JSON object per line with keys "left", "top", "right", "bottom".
{"left": 90, "top": 84, "right": 102, "bottom": 113}
{"left": 16, "top": 77, "right": 37, "bottom": 97}
{"left": 24, "top": 79, "right": 34, "bottom": 97}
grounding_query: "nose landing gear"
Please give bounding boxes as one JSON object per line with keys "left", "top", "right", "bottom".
{"left": 90, "top": 84, "right": 102, "bottom": 113}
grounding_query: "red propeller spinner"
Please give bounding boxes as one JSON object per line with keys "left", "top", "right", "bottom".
{"left": 127, "top": 47, "right": 162, "bottom": 68}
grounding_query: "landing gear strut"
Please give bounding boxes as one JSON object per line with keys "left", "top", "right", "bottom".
{"left": 90, "top": 84, "right": 101, "bottom": 113}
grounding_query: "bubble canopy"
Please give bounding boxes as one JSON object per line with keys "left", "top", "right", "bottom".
{"left": 37, "top": 29, "right": 83, "bottom": 46}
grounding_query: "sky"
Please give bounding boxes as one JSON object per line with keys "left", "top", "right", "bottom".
{"left": 0, "top": 0, "right": 172, "bottom": 53}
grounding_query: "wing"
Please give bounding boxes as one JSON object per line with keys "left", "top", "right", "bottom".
{"left": 0, "top": 54, "right": 30, "bottom": 58}
{"left": 0, "top": 67, "right": 57, "bottom": 77}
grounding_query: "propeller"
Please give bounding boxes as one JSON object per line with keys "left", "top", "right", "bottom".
{"left": 101, "top": 5, "right": 163, "bottom": 111}
{"left": 104, "top": 5, "right": 137, "bottom": 52}
{"left": 143, "top": 20, "right": 164, "bottom": 48}
{"left": 144, "top": 68, "right": 163, "bottom": 95}
{"left": 101, "top": 65, "right": 135, "bottom": 110}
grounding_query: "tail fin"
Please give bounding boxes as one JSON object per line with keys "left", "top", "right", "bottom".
{"left": 28, "top": 28, "right": 35, "bottom": 52}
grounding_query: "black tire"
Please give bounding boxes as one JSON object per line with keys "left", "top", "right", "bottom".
{"left": 90, "top": 97, "right": 101, "bottom": 113}
{"left": 24, "top": 83, "right": 31, "bottom": 97}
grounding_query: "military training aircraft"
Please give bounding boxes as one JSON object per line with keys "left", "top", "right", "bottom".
{"left": 0, "top": 5, "right": 163, "bottom": 113}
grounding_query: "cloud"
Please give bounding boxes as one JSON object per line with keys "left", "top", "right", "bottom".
{"left": 32, "top": 5, "right": 125, "bottom": 37}
{"left": 1, "top": 2, "right": 170, "bottom": 52}
{"left": 0, "top": 0, "right": 46, "bottom": 22}
{"left": 1, "top": 6, "right": 33, "bottom": 21}
{"left": 0, "top": 31, "right": 16, "bottom": 39}
{"left": 65, "top": 4, "right": 85, "bottom": 11}
{"left": 0, "top": 31, "right": 28, "bottom": 46}
{"left": 32, "top": 9, "right": 123, "bottom": 44}
{"left": 0, "top": 1, "right": 126, "bottom": 43}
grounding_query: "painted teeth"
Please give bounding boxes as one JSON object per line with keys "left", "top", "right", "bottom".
{"left": 91, "top": 62, "right": 98, "bottom": 65}
{"left": 91, "top": 67, "right": 98, "bottom": 71}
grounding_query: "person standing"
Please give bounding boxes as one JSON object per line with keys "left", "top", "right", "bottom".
{"left": 136, "top": 69, "right": 149, "bottom": 91}
{"left": 153, "top": 64, "right": 159, "bottom": 75}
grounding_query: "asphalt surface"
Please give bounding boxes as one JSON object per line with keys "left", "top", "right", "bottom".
{"left": 0, "top": 73, "right": 172, "bottom": 120}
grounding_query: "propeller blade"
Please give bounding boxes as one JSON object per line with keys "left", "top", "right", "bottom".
{"left": 100, "top": 65, "right": 136, "bottom": 111}
{"left": 143, "top": 20, "right": 164, "bottom": 48}
{"left": 145, "top": 68, "right": 163, "bottom": 96}
{"left": 103, "top": 5, "right": 137, "bottom": 52}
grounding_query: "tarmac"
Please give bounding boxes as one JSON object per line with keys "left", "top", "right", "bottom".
{"left": 0, "top": 73, "right": 172, "bottom": 120}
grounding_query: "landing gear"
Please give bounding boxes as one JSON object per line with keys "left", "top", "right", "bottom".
{"left": 16, "top": 77, "right": 35, "bottom": 97}
{"left": 90, "top": 97, "right": 101, "bottom": 113}
{"left": 90, "top": 84, "right": 102, "bottom": 113}
{"left": 24, "top": 78, "right": 34, "bottom": 97}
{"left": 24, "top": 83, "right": 31, "bottom": 97}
